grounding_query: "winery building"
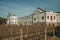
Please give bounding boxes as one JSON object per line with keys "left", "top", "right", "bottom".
{"left": 19, "top": 7, "right": 60, "bottom": 26}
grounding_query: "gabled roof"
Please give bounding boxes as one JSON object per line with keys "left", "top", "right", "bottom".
{"left": 36, "top": 7, "right": 46, "bottom": 12}
{"left": 33, "top": 7, "right": 46, "bottom": 15}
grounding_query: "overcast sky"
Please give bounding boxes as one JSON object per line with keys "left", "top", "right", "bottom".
{"left": 0, "top": 0, "right": 60, "bottom": 18}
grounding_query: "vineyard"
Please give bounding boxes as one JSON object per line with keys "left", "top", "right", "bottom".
{"left": 0, "top": 23, "right": 60, "bottom": 40}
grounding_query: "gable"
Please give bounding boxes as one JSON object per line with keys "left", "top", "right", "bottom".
{"left": 33, "top": 7, "right": 45, "bottom": 14}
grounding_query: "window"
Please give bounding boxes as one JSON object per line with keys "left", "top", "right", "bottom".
{"left": 54, "top": 16, "right": 55, "bottom": 20}
{"left": 53, "top": 24, "right": 54, "bottom": 26}
{"left": 12, "top": 18, "right": 14, "bottom": 20}
{"left": 34, "top": 18, "right": 36, "bottom": 20}
{"left": 50, "top": 16, "right": 52, "bottom": 20}
{"left": 37, "top": 11, "right": 40, "bottom": 13}
{"left": 12, "top": 21, "right": 14, "bottom": 24}
{"left": 42, "top": 16, "right": 44, "bottom": 20}
{"left": 10, "top": 17, "right": 12, "bottom": 19}
{"left": 47, "top": 16, "right": 49, "bottom": 19}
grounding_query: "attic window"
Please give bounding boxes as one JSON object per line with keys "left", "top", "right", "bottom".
{"left": 37, "top": 11, "right": 40, "bottom": 13}
{"left": 38, "top": 11, "right": 39, "bottom": 12}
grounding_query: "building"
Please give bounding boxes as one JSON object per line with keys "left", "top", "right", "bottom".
{"left": 20, "top": 7, "right": 60, "bottom": 26}
{"left": 7, "top": 13, "right": 19, "bottom": 25}
{"left": 19, "top": 7, "right": 45, "bottom": 25}
{"left": 6, "top": 7, "right": 60, "bottom": 26}
{"left": 20, "top": 15, "right": 32, "bottom": 25}
{"left": 46, "top": 11, "right": 57, "bottom": 26}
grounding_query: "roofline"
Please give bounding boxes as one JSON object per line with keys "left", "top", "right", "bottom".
{"left": 33, "top": 7, "right": 46, "bottom": 15}
{"left": 55, "top": 12, "right": 60, "bottom": 13}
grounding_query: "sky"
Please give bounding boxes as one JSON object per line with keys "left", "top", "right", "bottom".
{"left": 0, "top": 0, "right": 60, "bottom": 18}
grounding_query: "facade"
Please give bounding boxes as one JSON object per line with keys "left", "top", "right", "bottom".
{"left": 20, "top": 15, "right": 32, "bottom": 25}
{"left": 46, "top": 11, "right": 57, "bottom": 26}
{"left": 6, "top": 7, "right": 60, "bottom": 26}
{"left": 7, "top": 13, "right": 19, "bottom": 25}
{"left": 19, "top": 7, "right": 46, "bottom": 25}
{"left": 20, "top": 7, "right": 60, "bottom": 26}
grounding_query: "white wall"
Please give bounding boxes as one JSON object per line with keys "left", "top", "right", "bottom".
{"left": 56, "top": 13, "right": 60, "bottom": 22}
{"left": 33, "top": 14, "right": 38, "bottom": 23}
{"left": 19, "top": 9, "right": 60, "bottom": 25}
{"left": 7, "top": 16, "right": 19, "bottom": 24}
{"left": 33, "top": 13, "right": 45, "bottom": 23}
{"left": 38, "top": 13, "right": 45, "bottom": 22}
{"left": 46, "top": 11, "right": 57, "bottom": 22}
